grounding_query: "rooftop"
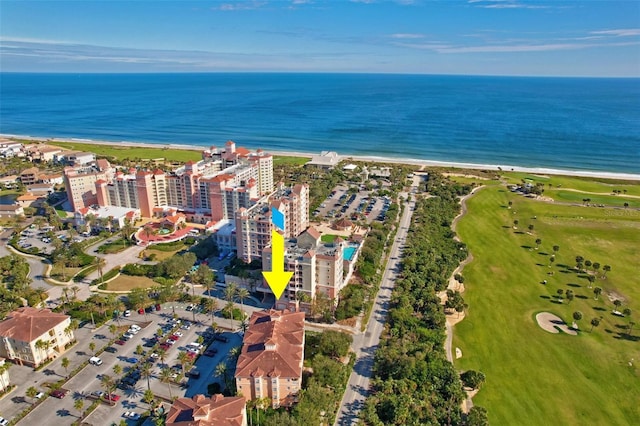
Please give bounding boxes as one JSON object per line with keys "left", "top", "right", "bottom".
{"left": 0, "top": 307, "right": 69, "bottom": 343}
{"left": 166, "top": 394, "right": 246, "bottom": 426}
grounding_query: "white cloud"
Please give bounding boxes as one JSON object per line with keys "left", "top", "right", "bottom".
{"left": 214, "top": 1, "right": 267, "bottom": 11}
{"left": 390, "top": 33, "right": 424, "bottom": 39}
{"left": 470, "top": 1, "right": 550, "bottom": 9}
{"left": 591, "top": 29, "right": 640, "bottom": 37}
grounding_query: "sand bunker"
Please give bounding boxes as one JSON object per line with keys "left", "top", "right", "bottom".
{"left": 536, "top": 312, "right": 577, "bottom": 335}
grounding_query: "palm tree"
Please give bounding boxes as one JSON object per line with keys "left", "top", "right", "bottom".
{"left": 0, "top": 363, "right": 10, "bottom": 392}
{"left": 89, "top": 342, "right": 96, "bottom": 355}
{"left": 113, "top": 364, "right": 122, "bottom": 376}
{"left": 61, "top": 357, "right": 70, "bottom": 376}
{"left": 513, "top": 219, "right": 518, "bottom": 230}
{"left": 100, "top": 374, "right": 116, "bottom": 403}
{"left": 236, "top": 287, "right": 249, "bottom": 321}
{"left": 584, "top": 259, "right": 592, "bottom": 272}
{"left": 602, "top": 264, "right": 611, "bottom": 279}
{"left": 587, "top": 275, "right": 595, "bottom": 288}
{"left": 142, "top": 389, "right": 155, "bottom": 408}
{"left": 623, "top": 308, "right": 632, "bottom": 318}
{"left": 26, "top": 386, "right": 38, "bottom": 403}
{"left": 575, "top": 255, "right": 584, "bottom": 272}
{"left": 177, "top": 351, "right": 191, "bottom": 375}
{"left": 108, "top": 324, "right": 118, "bottom": 340}
{"left": 628, "top": 321, "right": 636, "bottom": 336}
{"left": 138, "top": 362, "right": 153, "bottom": 391}
{"left": 74, "top": 398, "right": 84, "bottom": 418}
{"left": 224, "top": 283, "right": 238, "bottom": 329}
{"left": 556, "top": 289, "right": 564, "bottom": 302}
{"left": 593, "top": 287, "right": 602, "bottom": 300}
{"left": 535, "top": 238, "right": 542, "bottom": 250}
{"left": 159, "top": 367, "right": 174, "bottom": 399}
{"left": 528, "top": 224, "right": 534, "bottom": 234}
{"left": 34, "top": 339, "right": 46, "bottom": 364}
{"left": 549, "top": 255, "right": 555, "bottom": 268}
{"left": 592, "top": 262, "right": 601, "bottom": 277}
{"left": 590, "top": 317, "right": 601, "bottom": 332}
{"left": 215, "top": 362, "right": 230, "bottom": 391}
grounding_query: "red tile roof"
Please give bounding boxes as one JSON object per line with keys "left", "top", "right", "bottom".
{"left": 166, "top": 394, "right": 246, "bottom": 426}
{"left": 235, "top": 310, "right": 305, "bottom": 380}
{"left": 0, "top": 307, "right": 69, "bottom": 343}
{"left": 304, "top": 226, "right": 321, "bottom": 240}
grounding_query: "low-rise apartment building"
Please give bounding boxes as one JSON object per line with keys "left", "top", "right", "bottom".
{"left": 235, "top": 309, "right": 305, "bottom": 408}
{"left": 0, "top": 308, "right": 73, "bottom": 367}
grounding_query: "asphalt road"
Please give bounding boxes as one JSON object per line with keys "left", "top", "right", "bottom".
{"left": 334, "top": 186, "right": 417, "bottom": 425}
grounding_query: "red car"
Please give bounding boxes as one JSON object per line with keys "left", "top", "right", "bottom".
{"left": 169, "top": 334, "right": 180, "bottom": 341}
{"left": 51, "top": 389, "right": 68, "bottom": 399}
{"left": 115, "top": 340, "right": 126, "bottom": 345}
{"left": 138, "top": 308, "right": 145, "bottom": 315}
{"left": 103, "top": 393, "right": 120, "bottom": 402}
{"left": 160, "top": 342, "right": 171, "bottom": 350}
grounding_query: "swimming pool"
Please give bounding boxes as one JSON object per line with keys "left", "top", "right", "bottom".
{"left": 344, "top": 246, "right": 356, "bottom": 261}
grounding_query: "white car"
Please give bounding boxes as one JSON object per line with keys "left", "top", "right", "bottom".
{"left": 173, "top": 331, "right": 184, "bottom": 337}
{"left": 124, "top": 412, "right": 140, "bottom": 420}
{"left": 123, "top": 333, "right": 134, "bottom": 339}
{"left": 127, "top": 328, "right": 139, "bottom": 335}
{"left": 130, "top": 324, "right": 141, "bottom": 331}
{"left": 123, "top": 310, "right": 131, "bottom": 317}
{"left": 89, "top": 356, "right": 103, "bottom": 366}
{"left": 0, "top": 416, "right": 8, "bottom": 426}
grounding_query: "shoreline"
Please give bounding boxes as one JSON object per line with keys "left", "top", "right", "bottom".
{"left": 4, "top": 133, "right": 640, "bottom": 181}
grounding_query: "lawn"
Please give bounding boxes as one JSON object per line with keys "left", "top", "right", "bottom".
{"left": 47, "top": 141, "right": 202, "bottom": 163}
{"left": 502, "top": 171, "right": 640, "bottom": 197}
{"left": 144, "top": 245, "right": 186, "bottom": 261}
{"left": 321, "top": 234, "right": 339, "bottom": 243}
{"left": 453, "top": 183, "right": 640, "bottom": 425}
{"left": 273, "top": 155, "right": 310, "bottom": 166}
{"left": 104, "top": 274, "right": 157, "bottom": 291}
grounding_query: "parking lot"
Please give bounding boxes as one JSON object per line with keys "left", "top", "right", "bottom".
{"left": 16, "top": 225, "right": 91, "bottom": 255}
{"left": 5, "top": 303, "right": 242, "bottom": 426}
{"left": 313, "top": 185, "right": 392, "bottom": 223}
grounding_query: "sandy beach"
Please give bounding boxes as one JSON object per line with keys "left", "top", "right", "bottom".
{"left": 4, "top": 134, "right": 640, "bottom": 181}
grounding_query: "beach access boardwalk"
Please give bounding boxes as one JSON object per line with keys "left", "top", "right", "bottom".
{"left": 334, "top": 178, "right": 418, "bottom": 425}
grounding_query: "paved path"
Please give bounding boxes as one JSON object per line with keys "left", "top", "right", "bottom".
{"left": 334, "top": 179, "right": 418, "bottom": 425}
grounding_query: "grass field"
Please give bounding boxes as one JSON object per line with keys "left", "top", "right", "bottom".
{"left": 273, "top": 155, "right": 309, "bottom": 166}
{"left": 105, "top": 274, "right": 156, "bottom": 291}
{"left": 46, "top": 141, "right": 203, "bottom": 163}
{"left": 453, "top": 183, "right": 640, "bottom": 425}
{"left": 144, "top": 245, "right": 186, "bottom": 261}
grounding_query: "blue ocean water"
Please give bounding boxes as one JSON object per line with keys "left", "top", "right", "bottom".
{"left": 1, "top": 73, "right": 638, "bottom": 174}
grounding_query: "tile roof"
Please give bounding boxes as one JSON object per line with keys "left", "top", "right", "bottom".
{"left": 0, "top": 307, "right": 69, "bottom": 343}
{"left": 235, "top": 309, "right": 305, "bottom": 380}
{"left": 166, "top": 394, "right": 246, "bottom": 426}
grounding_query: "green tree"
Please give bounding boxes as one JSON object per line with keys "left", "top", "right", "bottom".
{"left": 593, "top": 287, "right": 603, "bottom": 300}
{"left": 89, "top": 341, "right": 96, "bottom": 355}
{"left": 466, "top": 406, "right": 489, "bottom": 426}
{"left": 534, "top": 238, "right": 542, "bottom": 249}
{"left": 143, "top": 388, "right": 155, "bottom": 407}
{"left": 236, "top": 287, "right": 249, "bottom": 320}
{"left": 460, "top": 370, "right": 486, "bottom": 389}
{"left": 565, "top": 290, "right": 574, "bottom": 304}
{"left": 215, "top": 362, "right": 231, "bottom": 391}
{"left": 590, "top": 317, "right": 601, "bottom": 332}
{"left": 614, "top": 299, "right": 622, "bottom": 312}
{"left": 602, "top": 264, "right": 611, "bottom": 278}
{"left": 572, "top": 311, "right": 583, "bottom": 328}
{"left": 108, "top": 323, "right": 118, "bottom": 339}
{"left": 100, "top": 374, "right": 116, "bottom": 403}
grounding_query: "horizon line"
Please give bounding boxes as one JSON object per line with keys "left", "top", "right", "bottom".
{"left": 1, "top": 71, "right": 639, "bottom": 79}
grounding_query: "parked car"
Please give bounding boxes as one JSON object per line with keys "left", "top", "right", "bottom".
{"left": 188, "top": 368, "right": 200, "bottom": 378}
{"left": 214, "top": 334, "right": 229, "bottom": 343}
{"left": 51, "top": 389, "right": 68, "bottom": 399}
{"left": 123, "top": 310, "right": 131, "bottom": 317}
{"left": 104, "top": 346, "right": 117, "bottom": 353}
{"left": 155, "top": 303, "right": 162, "bottom": 311}
{"left": 103, "top": 393, "right": 120, "bottom": 402}
{"left": 0, "top": 417, "right": 8, "bottom": 426}
{"left": 35, "top": 391, "right": 44, "bottom": 399}
{"left": 89, "top": 356, "right": 103, "bottom": 366}
{"left": 115, "top": 340, "right": 126, "bottom": 346}
{"left": 203, "top": 349, "right": 217, "bottom": 357}
{"left": 138, "top": 308, "right": 145, "bottom": 315}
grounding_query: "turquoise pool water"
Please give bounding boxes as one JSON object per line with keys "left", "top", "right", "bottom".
{"left": 344, "top": 247, "right": 356, "bottom": 261}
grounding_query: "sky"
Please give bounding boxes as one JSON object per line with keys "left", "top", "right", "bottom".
{"left": 1, "top": 0, "right": 639, "bottom": 76}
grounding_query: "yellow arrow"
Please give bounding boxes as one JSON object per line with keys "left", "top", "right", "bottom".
{"left": 262, "top": 230, "right": 293, "bottom": 299}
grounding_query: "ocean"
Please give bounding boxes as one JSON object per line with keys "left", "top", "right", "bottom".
{"left": 1, "top": 73, "right": 639, "bottom": 174}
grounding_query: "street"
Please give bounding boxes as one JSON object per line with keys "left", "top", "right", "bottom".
{"left": 334, "top": 179, "right": 418, "bottom": 425}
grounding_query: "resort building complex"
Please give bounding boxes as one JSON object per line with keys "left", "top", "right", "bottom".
{"left": 166, "top": 394, "right": 247, "bottom": 426}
